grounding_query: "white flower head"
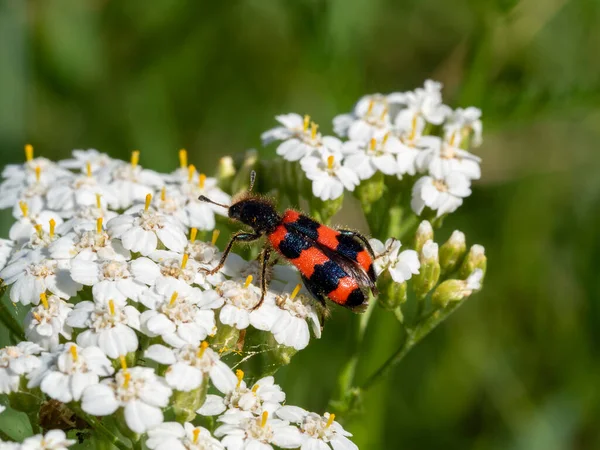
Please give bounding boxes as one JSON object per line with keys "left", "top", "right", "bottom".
{"left": 215, "top": 409, "right": 303, "bottom": 450}
{"left": 140, "top": 278, "right": 223, "bottom": 348}
{"left": 59, "top": 149, "right": 117, "bottom": 173}
{"left": 415, "top": 136, "right": 481, "bottom": 180}
{"left": 49, "top": 218, "right": 130, "bottom": 261}
{"left": 8, "top": 201, "right": 63, "bottom": 246}
{"left": 369, "top": 238, "right": 420, "bottom": 283}
{"left": 177, "top": 169, "right": 230, "bottom": 231}
{"left": 0, "top": 342, "right": 42, "bottom": 394}
{"left": 301, "top": 148, "right": 359, "bottom": 201}
{"left": 2, "top": 145, "right": 71, "bottom": 186}
{"left": 144, "top": 342, "right": 236, "bottom": 393}
{"left": 45, "top": 162, "right": 117, "bottom": 215}
{"left": 24, "top": 294, "right": 73, "bottom": 350}
{"left": 343, "top": 130, "right": 402, "bottom": 179}
{"left": 147, "top": 422, "right": 224, "bottom": 450}
{"left": 215, "top": 277, "right": 267, "bottom": 330}
{"left": 107, "top": 196, "right": 187, "bottom": 256}
{"left": 333, "top": 94, "right": 391, "bottom": 142}
{"left": 1, "top": 258, "right": 81, "bottom": 305}
{"left": 411, "top": 172, "right": 472, "bottom": 218}
{"left": 95, "top": 151, "right": 164, "bottom": 210}
{"left": 131, "top": 251, "right": 219, "bottom": 288}
{"left": 70, "top": 258, "right": 148, "bottom": 303}
{"left": 276, "top": 406, "right": 358, "bottom": 450}
{"left": 250, "top": 282, "right": 321, "bottom": 350}
{"left": 198, "top": 371, "right": 285, "bottom": 417}
{"left": 21, "top": 429, "right": 76, "bottom": 450}
{"left": 444, "top": 107, "right": 483, "bottom": 147}
{"left": 390, "top": 79, "right": 451, "bottom": 126}
{"left": 67, "top": 298, "right": 140, "bottom": 359}
{"left": 262, "top": 113, "right": 332, "bottom": 161}
{"left": 81, "top": 363, "right": 172, "bottom": 434}
{"left": 27, "top": 343, "right": 113, "bottom": 403}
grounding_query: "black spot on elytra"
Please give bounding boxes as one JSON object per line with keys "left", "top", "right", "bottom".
{"left": 346, "top": 288, "right": 366, "bottom": 307}
{"left": 310, "top": 260, "right": 346, "bottom": 293}
{"left": 335, "top": 234, "right": 363, "bottom": 260}
{"left": 278, "top": 232, "right": 312, "bottom": 259}
{"left": 286, "top": 215, "right": 320, "bottom": 241}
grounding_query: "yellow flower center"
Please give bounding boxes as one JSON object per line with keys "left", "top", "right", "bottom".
{"left": 179, "top": 149, "right": 188, "bottom": 169}
{"left": 49, "top": 219, "right": 56, "bottom": 238}
{"left": 70, "top": 345, "right": 78, "bottom": 362}
{"left": 196, "top": 341, "right": 209, "bottom": 358}
{"left": 326, "top": 413, "right": 335, "bottom": 428}
{"left": 25, "top": 144, "right": 34, "bottom": 162}
{"left": 19, "top": 201, "right": 28, "bottom": 218}
{"left": 198, "top": 173, "right": 206, "bottom": 189}
{"left": 188, "top": 164, "right": 196, "bottom": 182}
{"left": 236, "top": 369, "right": 244, "bottom": 387}
{"left": 290, "top": 283, "right": 302, "bottom": 300}
{"left": 211, "top": 229, "right": 220, "bottom": 245}
{"left": 327, "top": 155, "right": 335, "bottom": 171}
{"left": 244, "top": 275, "right": 253, "bottom": 288}
{"left": 169, "top": 291, "right": 179, "bottom": 306}
{"left": 131, "top": 150, "right": 140, "bottom": 168}
{"left": 190, "top": 228, "right": 198, "bottom": 242}
{"left": 144, "top": 193, "right": 152, "bottom": 211}
{"left": 40, "top": 293, "right": 49, "bottom": 309}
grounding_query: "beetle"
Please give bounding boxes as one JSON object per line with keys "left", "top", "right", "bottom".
{"left": 198, "top": 171, "right": 378, "bottom": 312}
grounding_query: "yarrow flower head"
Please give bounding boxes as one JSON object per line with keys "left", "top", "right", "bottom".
{"left": 107, "top": 194, "right": 187, "bottom": 256}
{"left": 27, "top": 343, "right": 113, "bottom": 403}
{"left": 198, "top": 371, "right": 285, "bottom": 417}
{"left": 147, "top": 422, "right": 224, "bottom": 450}
{"left": 370, "top": 238, "right": 420, "bottom": 283}
{"left": 20, "top": 430, "right": 76, "bottom": 450}
{"left": 215, "top": 410, "right": 303, "bottom": 450}
{"left": 24, "top": 293, "right": 73, "bottom": 350}
{"left": 144, "top": 341, "right": 236, "bottom": 393}
{"left": 0, "top": 342, "right": 42, "bottom": 394}
{"left": 301, "top": 149, "right": 359, "bottom": 201}
{"left": 276, "top": 407, "right": 358, "bottom": 450}
{"left": 66, "top": 297, "right": 140, "bottom": 358}
{"left": 81, "top": 360, "right": 172, "bottom": 434}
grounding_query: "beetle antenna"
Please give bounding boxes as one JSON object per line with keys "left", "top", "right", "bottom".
{"left": 249, "top": 170, "right": 256, "bottom": 192}
{"left": 198, "top": 195, "right": 229, "bottom": 209}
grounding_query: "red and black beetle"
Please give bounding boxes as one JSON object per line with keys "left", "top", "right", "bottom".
{"left": 199, "top": 171, "right": 377, "bottom": 312}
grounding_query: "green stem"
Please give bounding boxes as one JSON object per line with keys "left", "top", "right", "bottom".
{"left": 69, "top": 406, "right": 131, "bottom": 450}
{"left": 359, "top": 302, "right": 462, "bottom": 391}
{"left": 331, "top": 296, "right": 377, "bottom": 409}
{"left": 0, "top": 297, "right": 25, "bottom": 341}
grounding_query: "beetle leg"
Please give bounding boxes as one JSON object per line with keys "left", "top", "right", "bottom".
{"left": 251, "top": 246, "right": 272, "bottom": 310}
{"left": 202, "top": 231, "right": 261, "bottom": 275}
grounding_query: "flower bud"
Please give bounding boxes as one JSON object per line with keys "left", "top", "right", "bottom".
{"left": 439, "top": 230, "right": 466, "bottom": 275}
{"left": 414, "top": 220, "right": 433, "bottom": 254}
{"left": 355, "top": 172, "right": 384, "bottom": 214}
{"left": 217, "top": 156, "right": 236, "bottom": 192}
{"left": 173, "top": 378, "right": 208, "bottom": 423}
{"left": 378, "top": 279, "right": 407, "bottom": 311}
{"left": 311, "top": 195, "right": 344, "bottom": 224}
{"left": 432, "top": 269, "right": 484, "bottom": 308}
{"left": 459, "top": 244, "right": 487, "bottom": 280}
{"left": 413, "top": 240, "right": 440, "bottom": 299}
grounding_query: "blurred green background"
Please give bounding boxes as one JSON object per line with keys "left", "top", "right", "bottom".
{"left": 1, "top": 0, "right": 599, "bottom": 449}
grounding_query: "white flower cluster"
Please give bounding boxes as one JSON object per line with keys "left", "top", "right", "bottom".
{"left": 262, "top": 80, "right": 482, "bottom": 216}
{"left": 0, "top": 429, "right": 75, "bottom": 450}
{"left": 0, "top": 148, "right": 358, "bottom": 449}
